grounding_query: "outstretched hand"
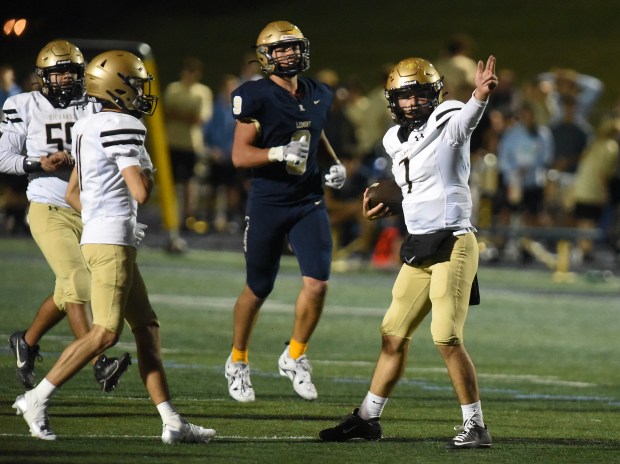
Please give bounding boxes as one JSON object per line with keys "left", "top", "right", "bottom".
{"left": 474, "top": 55, "right": 498, "bottom": 101}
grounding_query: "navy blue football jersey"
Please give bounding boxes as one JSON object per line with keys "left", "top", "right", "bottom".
{"left": 231, "top": 77, "right": 333, "bottom": 205}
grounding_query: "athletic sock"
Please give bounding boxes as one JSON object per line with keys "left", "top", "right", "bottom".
{"left": 288, "top": 338, "right": 307, "bottom": 360}
{"left": 461, "top": 400, "right": 484, "bottom": 427}
{"left": 231, "top": 347, "right": 248, "bottom": 364}
{"left": 358, "top": 391, "right": 388, "bottom": 420}
{"left": 33, "top": 378, "right": 57, "bottom": 403}
{"left": 157, "top": 401, "right": 183, "bottom": 428}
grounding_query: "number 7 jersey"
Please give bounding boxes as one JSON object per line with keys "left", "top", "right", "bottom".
{"left": 0, "top": 91, "right": 99, "bottom": 207}
{"left": 382, "top": 96, "right": 488, "bottom": 234}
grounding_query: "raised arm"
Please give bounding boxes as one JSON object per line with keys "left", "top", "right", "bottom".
{"left": 473, "top": 55, "right": 498, "bottom": 102}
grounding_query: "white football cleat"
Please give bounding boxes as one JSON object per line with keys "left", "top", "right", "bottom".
{"left": 13, "top": 391, "right": 56, "bottom": 441}
{"left": 224, "top": 354, "right": 255, "bottom": 402}
{"left": 278, "top": 345, "right": 318, "bottom": 401}
{"left": 162, "top": 421, "right": 216, "bottom": 444}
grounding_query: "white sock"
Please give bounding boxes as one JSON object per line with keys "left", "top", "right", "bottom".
{"left": 32, "top": 378, "right": 57, "bottom": 403}
{"left": 461, "top": 400, "right": 484, "bottom": 427}
{"left": 156, "top": 401, "right": 183, "bottom": 427}
{"left": 358, "top": 391, "right": 388, "bottom": 420}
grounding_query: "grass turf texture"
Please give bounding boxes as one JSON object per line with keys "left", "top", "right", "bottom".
{"left": 0, "top": 237, "right": 619, "bottom": 463}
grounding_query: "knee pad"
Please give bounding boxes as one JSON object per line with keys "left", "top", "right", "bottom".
{"left": 430, "top": 319, "right": 463, "bottom": 346}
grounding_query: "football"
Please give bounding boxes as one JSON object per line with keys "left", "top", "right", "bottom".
{"left": 366, "top": 179, "right": 403, "bottom": 214}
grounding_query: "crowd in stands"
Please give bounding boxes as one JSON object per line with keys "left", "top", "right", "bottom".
{"left": 2, "top": 35, "right": 620, "bottom": 270}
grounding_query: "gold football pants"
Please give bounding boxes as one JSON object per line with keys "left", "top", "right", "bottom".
{"left": 81, "top": 244, "right": 158, "bottom": 334}
{"left": 28, "top": 202, "right": 89, "bottom": 310}
{"left": 380, "top": 232, "right": 478, "bottom": 345}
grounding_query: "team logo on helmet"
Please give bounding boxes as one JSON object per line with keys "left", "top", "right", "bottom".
{"left": 36, "top": 40, "right": 86, "bottom": 108}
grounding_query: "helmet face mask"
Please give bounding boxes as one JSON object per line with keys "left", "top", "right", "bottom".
{"left": 36, "top": 40, "right": 85, "bottom": 108}
{"left": 385, "top": 57, "right": 444, "bottom": 131}
{"left": 85, "top": 50, "right": 158, "bottom": 116}
{"left": 255, "top": 21, "right": 310, "bottom": 77}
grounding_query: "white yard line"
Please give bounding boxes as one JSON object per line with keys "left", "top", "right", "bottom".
{"left": 0, "top": 432, "right": 316, "bottom": 440}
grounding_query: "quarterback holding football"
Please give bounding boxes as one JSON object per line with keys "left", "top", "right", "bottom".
{"left": 320, "top": 55, "right": 498, "bottom": 449}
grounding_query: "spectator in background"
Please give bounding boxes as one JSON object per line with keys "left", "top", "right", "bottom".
{"left": 239, "top": 52, "right": 262, "bottom": 84}
{"left": 571, "top": 117, "right": 620, "bottom": 262}
{"left": 325, "top": 152, "right": 376, "bottom": 267}
{"left": 521, "top": 77, "right": 553, "bottom": 126}
{"left": 497, "top": 101, "right": 554, "bottom": 229}
{"left": 0, "top": 64, "right": 22, "bottom": 111}
{"left": 317, "top": 69, "right": 376, "bottom": 265}
{"left": 0, "top": 66, "right": 27, "bottom": 234}
{"left": 546, "top": 94, "right": 593, "bottom": 226}
{"left": 538, "top": 68, "right": 604, "bottom": 126}
{"left": 164, "top": 56, "right": 213, "bottom": 231}
{"left": 343, "top": 69, "right": 394, "bottom": 166}
{"left": 203, "top": 73, "right": 244, "bottom": 232}
{"left": 486, "top": 68, "right": 521, "bottom": 117}
{"left": 316, "top": 69, "right": 358, "bottom": 167}
{"left": 550, "top": 94, "right": 592, "bottom": 174}
{"left": 342, "top": 75, "right": 371, "bottom": 159}
{"left": 434, "top": 33, "right": 478, "bottom": 103}
{"left": 497, "top": 101, "right": 554, "bottom": 264}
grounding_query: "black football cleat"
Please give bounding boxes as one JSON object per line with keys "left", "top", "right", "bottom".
{"left": 9, "top": 331, "right": 42, "bottom": 389}
{"left": 94, "top": 353, "right": 132, "bottom": 392}
{"left": 319, "top": 408, "right": 382, "bottom": 442}
{"left": 446, "top": 419, "right": 492, "bottom": 449}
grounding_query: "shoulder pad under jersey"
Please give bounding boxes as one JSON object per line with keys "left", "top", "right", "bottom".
{"left": 430, "top": 100, "right": 464, "bottom": 128}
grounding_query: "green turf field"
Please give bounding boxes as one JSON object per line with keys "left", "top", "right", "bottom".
{"left": 1, "top": 237, "right": 619, "bottom": 463}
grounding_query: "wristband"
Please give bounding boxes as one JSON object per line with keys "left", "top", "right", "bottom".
{"left": 267, "top": 146, "right": 284, "bottom": 162}
{"left": 23, "top": 157, "right": 43, "bottom": 173}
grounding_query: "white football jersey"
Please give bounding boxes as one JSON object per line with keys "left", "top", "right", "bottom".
{"left": 383, "top": 96, "right": 487, "bottom": 234}
{"left": 72, "top": 111, "right": 151, "bottom": 248}
{"left": 0, "top": 91, "right": 99, "bottom": 207}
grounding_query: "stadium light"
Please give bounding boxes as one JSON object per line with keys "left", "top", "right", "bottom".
{"left": 3, "top": 19, "right": 15, "bottom": 35}
{"left": 3, "top": 18, "right": 27, "bottom": 36}
{"left": 14, "top": 19, "right": 27, "bottom": 36}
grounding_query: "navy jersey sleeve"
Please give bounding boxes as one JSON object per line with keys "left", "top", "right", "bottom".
{"left": 231, "top": 80, "right": 265, "bottom": 122}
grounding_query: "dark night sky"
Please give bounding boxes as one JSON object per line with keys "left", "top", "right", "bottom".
{"left": 3, "top": 1, "right": 620, "bottom": 116}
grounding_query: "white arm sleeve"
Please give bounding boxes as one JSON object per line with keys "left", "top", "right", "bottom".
{"left": 444, "top": 96, "right": 487, "bottom": 147}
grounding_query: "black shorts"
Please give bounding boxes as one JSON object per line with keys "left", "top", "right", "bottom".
{"left": 573, "top": 203, "right": 604, "bottom": 222}
{"left": 209, "top": 160, "right": 238, "bottom": 187}
{"left": 509, "top": 187, "right": 544, "bottom": 215}
{"left": 169, "top": 149, "right": 197, "bottom": 183}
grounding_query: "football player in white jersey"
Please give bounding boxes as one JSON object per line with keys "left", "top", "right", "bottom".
{"left": 320, "top": 56, "right": 498, "bottom": 449}
{"left": 0, "top": 40, "right": 131, "bottom": 392}
{"left": 12, "top": 50, "right": 215, "bottom": 444}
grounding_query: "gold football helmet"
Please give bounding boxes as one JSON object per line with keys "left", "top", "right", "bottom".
{"left": 255, "top": 20, "right": 310, "bottom": 77}
{"left": 85, "top": 50, "right": 158, "bottom": 116}
{"left": 385, "top": 57, "right": 444, "bottom": 130}
{"left": 36, "top": 39, "right": 85, "bottom": 108}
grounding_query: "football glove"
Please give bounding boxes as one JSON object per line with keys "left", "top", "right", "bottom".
{"left": 139, "top": 152, "right": 155, "bottom": 175}
{"left": 268, "top": 137, "right": 309, "bottom": 166}
{"left": 324, "top": 163, "right": 346, "bottom": 189}
{"left": 134, "top": 222, "right": 148, "bottom": 246}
